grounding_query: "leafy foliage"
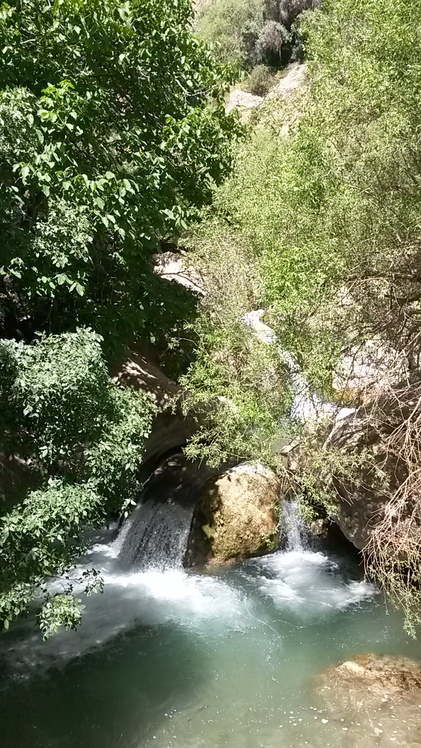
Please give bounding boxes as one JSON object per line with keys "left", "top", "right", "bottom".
{"left": 243, "top": 65, "right": 277, "bottom": 96}
{"left": 195, "top": 0, "right": 318, "bottom": 69}
{"left": 181, "top": 221, "right": 293, "bottom": 467}
{"left": 187, "top": 0, "right": 421, "bottom": 628}
{"left": 0, "top": 329, "right": 112, "bottom": 466}
{"left": 195, "top": 0, "right": 265, "bottom": 68}
{"left": 0, "top": 0, "right": 238, "bottom": 637}
{"left": 0, "top": 329, "right": 154, "bottom": 633}
{"left": 0, "top": 0, "right": 236, "bottom": 351}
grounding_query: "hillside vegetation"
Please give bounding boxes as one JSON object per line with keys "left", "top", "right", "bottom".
{"left": 194, "top": 0, "right": 321, "bottom": 90}
{"left": 185, "top": 0, "right": 421, "bottom": 631}
{"left": 0, "top": 0, "right": 236, "bottom": 636}
{"left": 1, "top": 0, "right": 420, "bottom": 637}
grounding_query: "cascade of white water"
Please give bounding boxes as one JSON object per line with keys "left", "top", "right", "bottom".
{"left": 117, "top": 453, "right": 209, "bottom": 571}
{"left": 118, "top": 496, "right": 195, "bottom": 570}
{"left": 280, "top": 499, "right": 308, "bottom": 550}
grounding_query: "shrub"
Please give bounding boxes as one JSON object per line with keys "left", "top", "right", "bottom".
{"left": 195, "top": 0, "right": 265, "bottom": 67}
{"left": 0, "top": 329, "right": 155, "bottom": 633}
{"left": 244, "top": 65, "right": 277, "bottom": 96}
{"left": 0, "top": 329, "right": 113, "bottom": 467}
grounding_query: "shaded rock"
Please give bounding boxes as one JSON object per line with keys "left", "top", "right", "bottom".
{"left": 266, "top": 61, "right": 307, "bottom": 101}
{"left": 186, "top": 462, "right": 281, "bottom": 567}
{"left": 324, "top": 408, "right": 406, "bottom": 550}
{"left": 113, "top": 350, "right": 180, "bottom": 405}
{"left": 315, "top": 654, "right": 421, "bottom": 747}
{"left": 270, "top": 0, "right": 322, "bottom": 29}
{"left": 113, "top": 350, "right": 206, "bottom": 470}
{"left": 154, "top": 251, "right": 204, "bottom": 295}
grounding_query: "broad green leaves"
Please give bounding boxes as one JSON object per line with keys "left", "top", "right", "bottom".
{"left": 0, "top": 329, "right": 155, "bottom": 633}
{"left": 0, "top": 0, "right": 236, "bottom": 348}
{"left": 0, "top": 0, "right": 236, "bottom": 636}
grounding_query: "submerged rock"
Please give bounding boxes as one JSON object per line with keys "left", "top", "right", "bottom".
{"left": 185, "top": 462, "right": 281, "bottom": 567}
{"left": 315, "top": 654, "right": 421, "bottom": 747}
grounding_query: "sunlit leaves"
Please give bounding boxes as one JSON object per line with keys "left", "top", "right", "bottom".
{"left": 0, "top": 329, "right": 155, "bottom": 633}
{"left": 0, "top": 0, "right": 236, "bottom": 346}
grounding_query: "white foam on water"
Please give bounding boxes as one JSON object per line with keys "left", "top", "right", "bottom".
{"left": 252, "top": 549, "right": 376, "bottom": 618}
{"left": 1, "top": 524, "right": 375, "bottom": 676}
{"left": 1, "top": 537, "right": 248, "bottom": 672}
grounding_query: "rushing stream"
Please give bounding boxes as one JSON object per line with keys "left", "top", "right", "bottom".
{"left": 0, "top": 502, "right": 420, "bottom": 748}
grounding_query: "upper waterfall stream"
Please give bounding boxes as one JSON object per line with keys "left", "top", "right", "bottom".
{"left": 0, "top": 499, "right": 420, "bottom": 748}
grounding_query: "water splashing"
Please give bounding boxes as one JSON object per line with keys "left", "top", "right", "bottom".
{"left": 280, "top": 499, "right": 308, "bottom": 550}
{"left": 117, "top": 453, "right": 211, "bottom": 570}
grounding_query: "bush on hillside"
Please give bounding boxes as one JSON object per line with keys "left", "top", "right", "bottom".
{"left": 244, "top": 65, "right": 277, "bottom": 96}
{"left": 195, "top": 0, "right": 265, "bottom": 68}
{"left": 195, "top": 0, "right": 320, "bottom": 69}
{"left": 0, "top": 329, "right": 155, "bottom": 634}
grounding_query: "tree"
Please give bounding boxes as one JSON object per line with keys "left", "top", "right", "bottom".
{"left": 0, "top": 0, "right": 237, "bottom": 634}
{"left": 0, "top": 0, "right": 236, "bottom": 351}
{"left": 0, "top": 329, "right": 154, "bottom": 636}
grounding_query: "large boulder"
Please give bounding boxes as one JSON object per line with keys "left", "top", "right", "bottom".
{"left": 315, "top": 654, "right": 421, "bottom": 747}
{"left": 323, "top": 405, "right": 411, "bottom": 550}
{"left": 185, "top": 462, "right": 281, "bottom": 567}
{"left": 323, "top": 410, "right": 386, "bottom": 549}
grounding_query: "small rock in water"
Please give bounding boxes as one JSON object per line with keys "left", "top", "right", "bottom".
{"left": 314, "top": 654, "right": 421, "bottom": 747}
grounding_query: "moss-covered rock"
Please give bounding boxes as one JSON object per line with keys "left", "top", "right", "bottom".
{"left": 185, "top": 462, "right": 281, "bottom": 567}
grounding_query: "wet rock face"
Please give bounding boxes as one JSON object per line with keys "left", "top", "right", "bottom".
{"left": 185, "top": 462, "right": 281, "bottom": 567}
{"left": 315, "top": 654, "right": 421, "bottom": 747}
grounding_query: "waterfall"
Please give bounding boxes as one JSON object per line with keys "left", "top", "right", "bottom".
{"left": 118, "top": 453, "right": 211, "bottom": 571}
{"left": 280, "top": 499, "right": 307, "bottom": 551}
{"left": 118, "top": 497, "right": 195, "bottom": 570}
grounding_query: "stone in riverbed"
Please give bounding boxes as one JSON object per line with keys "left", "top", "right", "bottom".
{"left": 315, "top": 653, "right": 421, "bottom": 747}
{"left": 185, "top": 462, "right": 281, "bottom": 568}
